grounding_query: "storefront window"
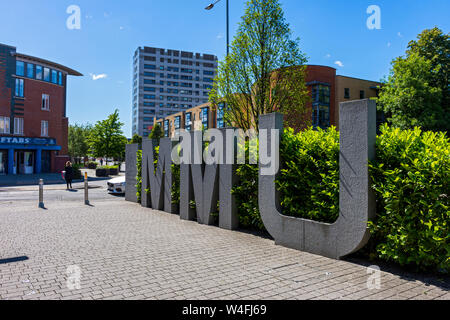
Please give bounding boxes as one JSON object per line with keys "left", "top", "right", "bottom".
{"left": 15, "top": 150, "right": 34, "bottom": 175}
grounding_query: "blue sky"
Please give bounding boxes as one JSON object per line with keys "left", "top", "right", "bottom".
{"left": 1, "top": 0, "right": 448, "bottom": 137}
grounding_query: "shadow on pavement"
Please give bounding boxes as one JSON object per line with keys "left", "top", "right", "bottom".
{"left": 344, "top": 254, "right": 450, "bottom": 291}
{"left": 0, "top": 256, "right": 29, "bottom": 265}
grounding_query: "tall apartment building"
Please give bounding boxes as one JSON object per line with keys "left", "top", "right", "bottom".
{"left": 0, "top": 43, "right": 82, "bottom": 176}
{"left": 132, "top": 46, "right": 218, "bottom": 137}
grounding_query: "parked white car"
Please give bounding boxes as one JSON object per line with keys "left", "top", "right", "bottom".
{"left": 107, "top": 176, "right": 125, "bottom": 195}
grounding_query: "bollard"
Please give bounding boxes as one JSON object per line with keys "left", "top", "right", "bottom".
{"left": 84, "top": 172, "right": 89, "bottom": 205}
{"left": 38, "top": 179, "right": 44, "bottom": 209}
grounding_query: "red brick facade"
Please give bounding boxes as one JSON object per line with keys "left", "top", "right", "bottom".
{"left": 0, "top": 43, "right": 81, "bottom": 175}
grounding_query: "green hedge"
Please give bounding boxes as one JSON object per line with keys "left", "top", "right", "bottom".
{"left": 98, "top": 165, "right": 119, "bottom": 170}
{"left": 232, "top": 127, "right": 339, "bottom": 229}
{"left": 72, "top": 164, "right": 82, "bottom": 180}
{"left": 135, "top": 147, "right": 162, "bottom": 204}
{"left": 368, "top": 125, "right": 449, "bottom": 272}
{"left": 136, "top": 150, "right": 142, "bottom": 203}
{"left": 134, "top": 126, "right": 449, "bottom": 272}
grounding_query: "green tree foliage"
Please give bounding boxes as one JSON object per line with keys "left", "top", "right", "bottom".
{"left": 87, "top": 109, "right": 128, "bottom": 160}
{"left": 68, "top": 123, "right": 92, "bottom": 161}
{"left": 149, "top": 123, "right": 164, "bottom": 141}
{"left": 407, "top": 27, "right": 450, "bottom": 111}
{"left": 209, "top": 0, "right": 309, "bottom": 131}
{"left": 130, "top": 134, "right": 142, "bottom": 145}
{"left": 378, "top": 27, "right": 450, "bottom": 132}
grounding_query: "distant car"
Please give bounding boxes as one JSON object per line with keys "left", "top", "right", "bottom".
{"left": 107, "top": 176, "right": 125, "bottom": 195}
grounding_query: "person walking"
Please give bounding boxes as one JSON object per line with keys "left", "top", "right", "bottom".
{"left": 64, "top": 161, "right": 74, "bottom": 190}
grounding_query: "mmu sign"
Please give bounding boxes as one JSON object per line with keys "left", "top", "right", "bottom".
{"left": 125, "top": 100, "right": 377, "bottom": 260}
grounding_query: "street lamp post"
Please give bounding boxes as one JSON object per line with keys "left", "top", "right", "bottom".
{"left": 205, "top": 0, "right": 230, "bottom": 56}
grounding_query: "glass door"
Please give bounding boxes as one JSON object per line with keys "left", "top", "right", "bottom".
{"left": 15, "top": 151, "right": 35, "bottom": 174}
{"left": 0, "top": 150, "right": 7, "bottom": 175}
{"left": 24, "top": 151, "right": 34, "bottom": 174}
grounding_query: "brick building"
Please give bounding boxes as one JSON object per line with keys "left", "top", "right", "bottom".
{"left": 0, "top": 43, "right": 82, "bottom": 175}
{"left": 155, "top": 65, "right": 381, "bottom": 137}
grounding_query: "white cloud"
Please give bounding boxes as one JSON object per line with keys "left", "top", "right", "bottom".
{"left": 325, "top": 53, "right": 331, "bottom": 59}
{"left": 387, "top": 42, "right": 392, "bottom": 47}
{"left": 334, "top": 61, "right": 344, "bottom": 68}
{"left": 397, "top": 32, "right": 403, "bottom": 37}
{"left": 217, "top": 33, "right": 224, "bottom": 39}
{"left": 119, "top": 26, "right": 124, "bottom": 30}
{"left": 90, "top": 73, "right": 108, "bottom": 81}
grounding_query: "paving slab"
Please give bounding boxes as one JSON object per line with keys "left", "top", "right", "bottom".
{"left": 0, "top": 199, "right": 448, "bottom": 300}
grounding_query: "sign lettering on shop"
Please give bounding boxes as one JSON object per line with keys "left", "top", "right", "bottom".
{"left": 0, "top": 136, "right": 56, "bottom": 145}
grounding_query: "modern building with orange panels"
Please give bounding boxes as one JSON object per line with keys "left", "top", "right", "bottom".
{"left": 154, "top": 65, "right": 381, "bottom": 137}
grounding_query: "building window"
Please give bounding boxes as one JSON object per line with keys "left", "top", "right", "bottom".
{"left": 16, "top": 61, "right": 25, "bottom": 76}
{"left": 15, "top": 78, "right": 24, "bottom": 97}
{"left": 14, "top": 118, "right": 24, "bottom": 135}
{"left": 344, "top": 88, "right": 350, "bottom": 99}
{"left": 360, "top": 90, "right": 365, "bottom": 99}
{"left": 0, "top": 117, "right": 10, "bottom": 134}
{"left": 51, "top": 70, "right": 58, "bottom": 84}
{"left": 185, "top": 113, "right": 192, "bottom": 132}
{"left": 175, "top": 116, "right": 181, "bottom": 129}
{"left": 164, "top": 120, "right": 169, "bottom": 137}
{"left": 41, "top": 120, "right": 49, "bottom": 137}
{"left": 312, "top": 84, "right": 330, "bottom": 104}
{"left": 312, "top": 105, "right": 330, "bottom": 129}
{"left": 201, "top": 107, "right": 209, "bottom": 128}
{"left": 217, "top": 103, "right": 225, "bottom": 128}
{"left": 58, "top": 72, "right": 63, "bottom": 85}
{"left": 44, "top": 68, "right": 50, "bottom": 82}
{"left": 36, "top": 65, "right": 43, "bottom": 80}
{"left": 42, "top": 94, "right": 50, "bottom": 111}
{"left": 27, "top": 63, "right": 34, "bottom": 78}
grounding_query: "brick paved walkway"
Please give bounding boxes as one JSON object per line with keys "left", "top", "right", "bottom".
{"left": 0, "top": 199, "right": 448, "bottom": 300}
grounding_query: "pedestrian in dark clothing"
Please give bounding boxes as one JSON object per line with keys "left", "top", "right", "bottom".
{"left": 65, "top": 161, "right": 74, "bottom": 190}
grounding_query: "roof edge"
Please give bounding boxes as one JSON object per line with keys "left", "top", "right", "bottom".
{"left": 14, "top": 53, "right": 83, "bottom": 76}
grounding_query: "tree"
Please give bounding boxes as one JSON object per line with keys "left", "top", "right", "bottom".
{"left": 130, "top": 134, "right": 142, "bottom": 145}
{"left": 378, "top": 27, "right": 449, "bottom": 132}
{"left": 87, "top": 109, "right": 128, "bottom": 160}
{"left": 209, "top": 0, "right": 309, "bottom": 131}
{"left": 149, "top": 123, "right": 163, "bottom": 141}
{"left": 68, "top": 123, "right": 92, "bottom": 163}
